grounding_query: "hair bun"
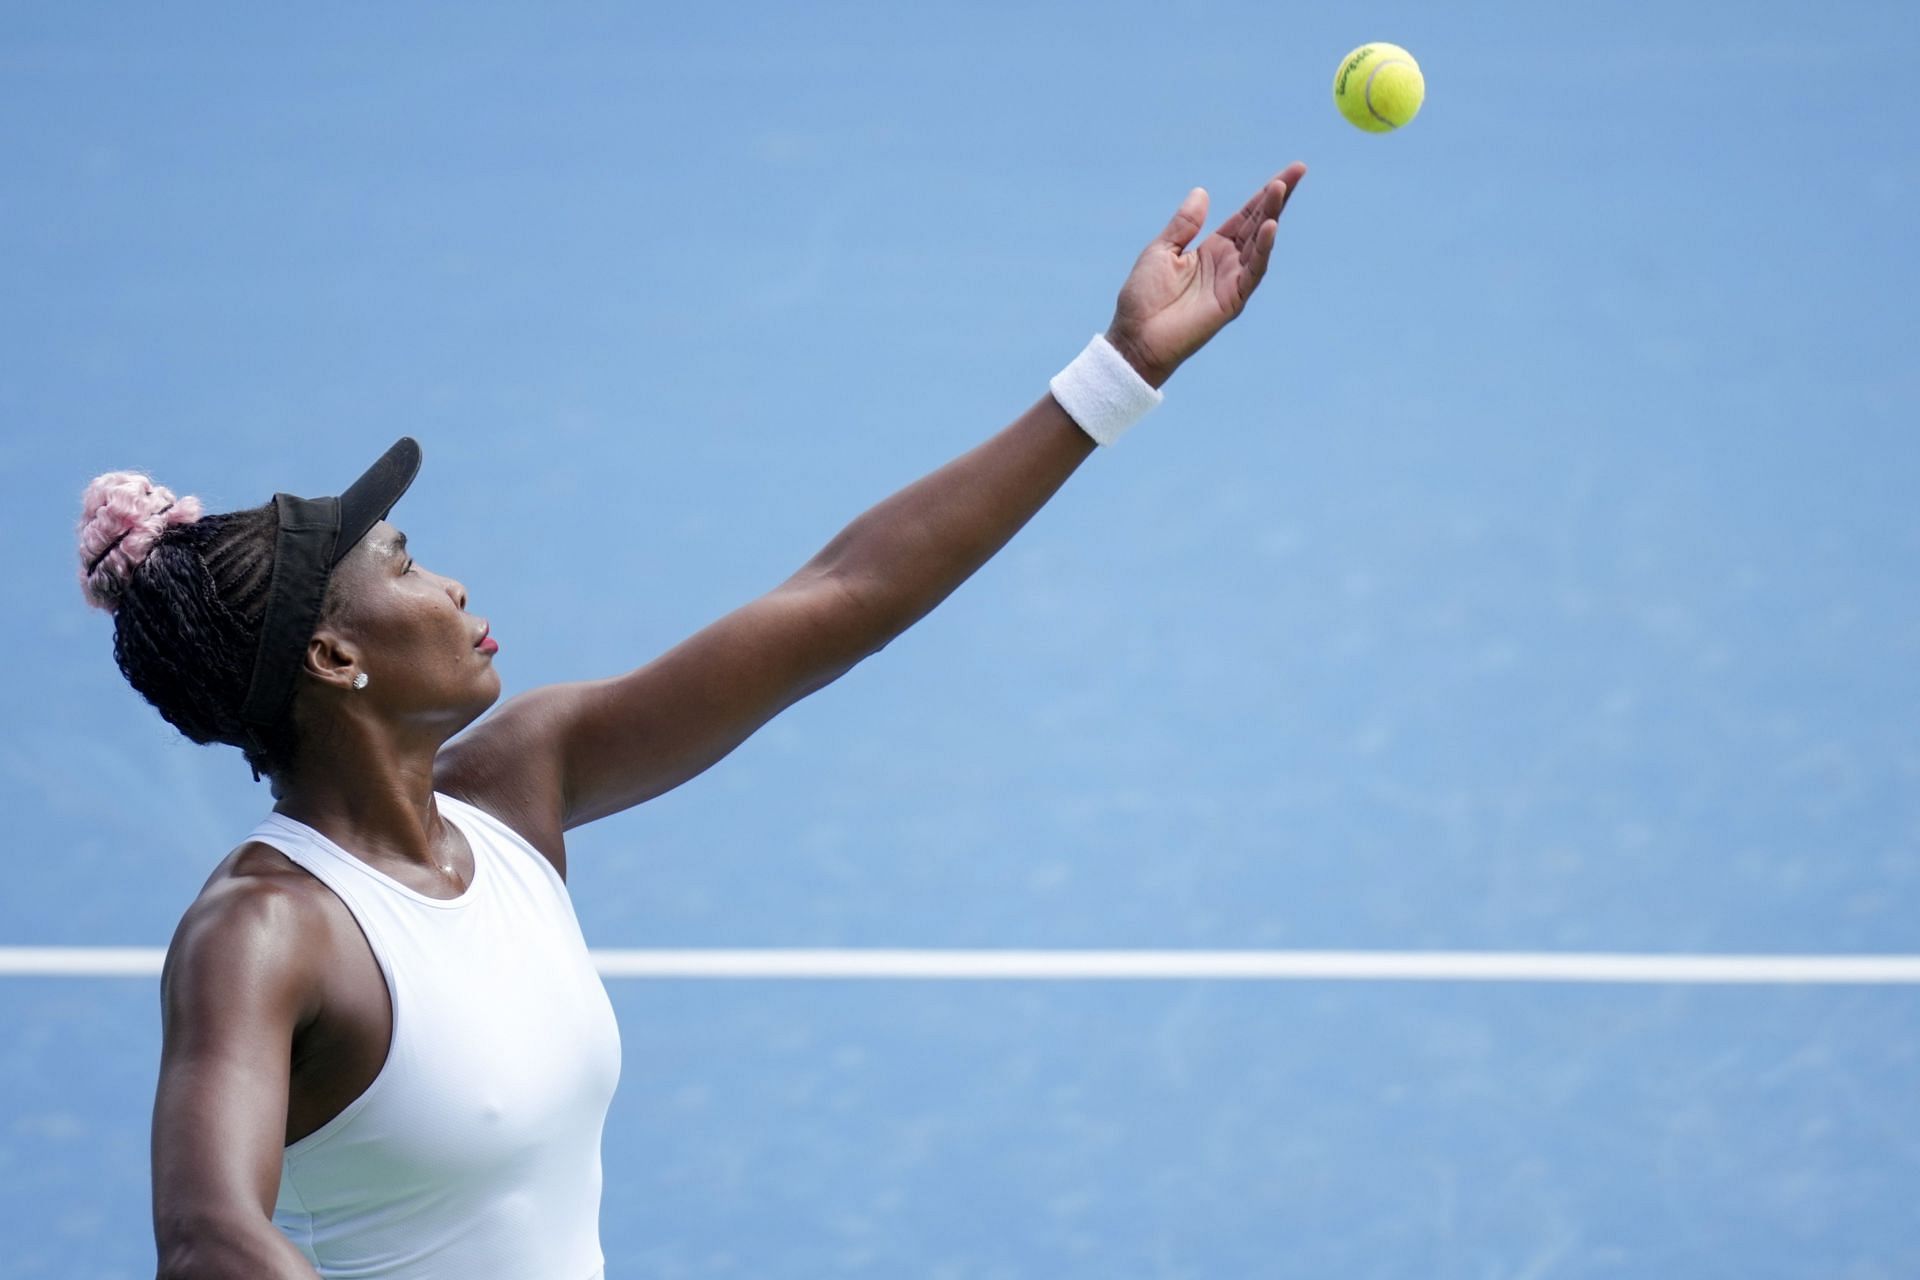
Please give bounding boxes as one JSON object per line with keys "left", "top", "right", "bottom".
{"left": 77, "top": 471, "right": 204, "bottom": 612}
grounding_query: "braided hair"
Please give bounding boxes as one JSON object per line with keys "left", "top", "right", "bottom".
{"left": 78, "top": 472, "right": 316, "bottom": 781}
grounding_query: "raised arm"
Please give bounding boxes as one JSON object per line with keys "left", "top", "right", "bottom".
{"left": 437, "top": 167, "right": 1305, "bottom": 842}
{"left": 152, "top": 879, "right": 327, "bottom": 1280}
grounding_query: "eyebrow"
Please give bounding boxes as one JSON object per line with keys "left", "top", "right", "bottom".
{"left": 383, "top": 531, "right": 409, "bottom": 559}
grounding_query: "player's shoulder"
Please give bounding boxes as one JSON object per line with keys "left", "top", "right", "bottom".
{"left": 163, "top": 843, "right": 337, "bottom": 997}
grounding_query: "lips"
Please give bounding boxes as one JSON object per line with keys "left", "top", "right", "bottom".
{"left": 474, "top": 622, "right": 497, "bottom": 654}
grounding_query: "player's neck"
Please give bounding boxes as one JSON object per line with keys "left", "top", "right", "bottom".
{"left": 271, "top": 732, "right": 449, "bottom": 870}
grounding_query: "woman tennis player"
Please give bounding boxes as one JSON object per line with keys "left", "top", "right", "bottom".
{"left": 81, "top": 166, "right": 1303, "bottom": 1280}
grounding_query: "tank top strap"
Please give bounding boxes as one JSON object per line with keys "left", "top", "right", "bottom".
{"left": 434, "top": 791, "right": 569, "bottom": 897}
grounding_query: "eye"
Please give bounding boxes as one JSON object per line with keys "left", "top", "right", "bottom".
{"left": 403, "top": 559, "right": 416, "bottom": 574}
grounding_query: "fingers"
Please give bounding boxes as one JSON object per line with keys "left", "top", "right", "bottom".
{"left": 1221, "top": 163, "right": 1308, "bottom": 246}
{"left": 1224, "top": 180, "right": 1280, "bottom": 243}
{"left": 1156, "top": 187, "right": 1209, "bottom": 252}
{"left": 1156, "top": 165, "right": 1305, "bottom": 260}
{"left": 1239, "top": 218, "right": 1279, "bottom": 302}
{"left": 1275, "top": 162, "right": 1307, "bottom": 216}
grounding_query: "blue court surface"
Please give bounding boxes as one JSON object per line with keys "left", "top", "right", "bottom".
{"left": 5, "top": 2, "right": 1917, "bottom": 1277}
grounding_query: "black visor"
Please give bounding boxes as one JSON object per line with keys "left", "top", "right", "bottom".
{"left": 238, "top": 437, "right": 421, "bottom": 730}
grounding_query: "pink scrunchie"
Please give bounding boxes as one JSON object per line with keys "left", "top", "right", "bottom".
{"left": 77, "top": 471, "right": 204, "bottom": 612}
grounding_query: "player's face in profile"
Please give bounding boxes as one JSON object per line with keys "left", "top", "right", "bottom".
{"left": 318, "top": 519, "right": 501, "bottom": 721}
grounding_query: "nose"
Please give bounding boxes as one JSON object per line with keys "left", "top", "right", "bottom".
{"left": 446, "top": 577, "right": 468, "bottom": 610}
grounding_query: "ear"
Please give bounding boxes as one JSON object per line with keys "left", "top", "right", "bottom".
{"left": 303, "top": 627, "right": 363, "bottom": 693}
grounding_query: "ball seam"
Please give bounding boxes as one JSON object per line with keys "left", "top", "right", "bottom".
{"left": 1364, "top": 58, "right": 1413, "bottom": 130}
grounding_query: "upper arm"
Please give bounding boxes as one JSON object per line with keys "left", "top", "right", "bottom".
{"left": 152, "top": 879, "right": 324, "bottom": 1261}
{"left": 436, "top": 572, "right": 882, "bottom": 837}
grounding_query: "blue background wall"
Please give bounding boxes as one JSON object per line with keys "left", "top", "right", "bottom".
{"left": 4, "top": 2, "right": 1916, "bottom": 1275}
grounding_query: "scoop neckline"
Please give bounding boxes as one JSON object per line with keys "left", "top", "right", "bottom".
{"left": 266, "top": 793, "right": 482, "bottom": 910}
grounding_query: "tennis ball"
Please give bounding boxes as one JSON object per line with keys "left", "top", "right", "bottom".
{"left": 1333, "top": 42, "right": 1425, "bottom": 133}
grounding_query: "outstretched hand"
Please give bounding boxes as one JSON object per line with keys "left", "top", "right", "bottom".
{"left": 1104, "top": 162, "right": 1307, "bottom": 388}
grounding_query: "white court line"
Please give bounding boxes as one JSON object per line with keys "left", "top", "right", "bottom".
{"left": 3, "top": 947, "right": 1920, "bottom": 984}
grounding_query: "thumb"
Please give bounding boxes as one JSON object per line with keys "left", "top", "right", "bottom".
{"left": 1154, "top": 187, "right": 1208, "bottom": 252}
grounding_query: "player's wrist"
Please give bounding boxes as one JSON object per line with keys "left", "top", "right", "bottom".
{"left": 1049, "top": 332, "right": 1165, "bottom": 447}
{"left": 1101, "top": 327, "right": 1175, "bottom": 390}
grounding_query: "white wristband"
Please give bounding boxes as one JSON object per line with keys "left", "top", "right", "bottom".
{"left": 1049, "top": 333, "right": 1164, "bottom": 446}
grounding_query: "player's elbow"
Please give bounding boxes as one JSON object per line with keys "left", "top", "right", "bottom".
{"left": 154, "top": 1218, "right": 229, "bottom": 1280}
{"left": 155, "top": 1231, "right": 218, "bottom": 1280}
{"left": 155, "top": 1211, "right": 300, "bottom": 1280}
{"left": 811, "top": 568, "right": 900, "bottom": 662}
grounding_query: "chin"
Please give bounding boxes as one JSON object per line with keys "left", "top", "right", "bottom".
{"left": 454, "top": 673, "right": 503, "bottom": 730}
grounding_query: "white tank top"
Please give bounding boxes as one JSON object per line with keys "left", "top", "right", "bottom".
{"left": 245, "top": 791, "right": 622, "bottom": 1280}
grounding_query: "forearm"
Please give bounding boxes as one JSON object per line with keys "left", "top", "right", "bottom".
{"left": 790, "top": 160, "right": 1304, "bottom": 652}
{"left": 804, "top": 391, "right": 1098, "bottom": 641}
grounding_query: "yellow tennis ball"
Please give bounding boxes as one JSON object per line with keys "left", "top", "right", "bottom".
{"left": 1333, "top": 42, "right": 1425, "bottom": 133}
